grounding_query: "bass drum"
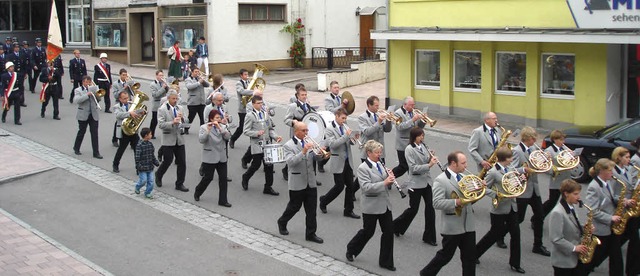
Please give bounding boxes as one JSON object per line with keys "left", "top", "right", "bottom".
{"left": 302, "top": 111, "right": 334, "bottom": 142}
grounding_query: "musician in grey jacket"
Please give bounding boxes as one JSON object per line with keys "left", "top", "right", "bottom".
{"left": 543, "top": 130, "right": 572, "bottom": 217}
{"left": 420, "top": 151, "right": 478, "bottom": 276}
{"left": 277, "top": 121, "right": 326, "bottom": 243}
{"left": 585, "top": 158, "right": 623, "bottom": 275}
{"left": 241, "top": 95, "right": 282, "bottom": 195}
{"left": 110, "top": 68, "right": 133, "bottom": 147}
{"left": 468, "top": 112, "right": 502, "bottom": 172}
{"left": 155, "top": 91, "right": 190, "bottom": 192}
{"left": 324, "top": 81, "right": 348, "bottom": 113}
{"left": 72, "top": 76, "right": 102, "bottom": 159}
{"left": 319, "top": 108, "right": 360, "bottom": 219}
{"left": 230, "top": 69, "right": 254, "bottom": 148}
{"left": 185, "top": 68, "right": 210, "bottom": 133}
{"left": 194, "top": 110, "right": 231, "bottom": 207}
{"left": 358, "top": 96, "right": 392, "bottom": 162}
{"left": 111, "top": 91, "right": 142, "bottom": 173}
{"left": 150, "top": 70, "right": 169, "bottom": 139}
{"left": 475, "top": 147, "right": 525, "bottom": 274}
{"left": 282, "top": 87, "right": 313, "bottom": 180}
{"left": 392, "top": 96, "right": 426, "bottom": 178}
{"left": 392, "top": 127, "right": 439, "bottom": 245}
{"left": 346, "top": 140, "right": 396, "bottom": 271}
{"left": 549, "top": 180, "right": 589, "bottom": 275}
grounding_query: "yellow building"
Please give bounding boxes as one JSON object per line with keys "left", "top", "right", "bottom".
{"left": 372, "top": 0, "right": 640, "bottom": 128}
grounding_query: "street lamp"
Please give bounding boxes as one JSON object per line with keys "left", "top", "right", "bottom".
{"left": 355, "top": 6, "right": 361, "bottom": 16}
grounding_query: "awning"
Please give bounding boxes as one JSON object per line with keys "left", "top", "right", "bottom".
{"left": 359, "top": 6, "right": 386, "bottom": 16}
{"left": 371, "top": 27, "right": 640, "bottom": 44}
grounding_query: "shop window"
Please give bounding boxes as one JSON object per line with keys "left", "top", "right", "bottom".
{"left": 95, "top": 23, "right": 126, "bottom": 48}
{"left": 0, "top": 1, "right": 9, "bottom": 31}
{"left": 454, "top": 51, "right": 481, "bottom": 90}
{"left": 11, "top": 0, "right": 29, "bottom": 31}
{"left": 541, "top": 54, "right": 575, "bottom": 97}
{"left": 30, "top": 0, "right": 48, "bottom": 30}
{"left": 496, "top": 52, "right": 526, "bottom": 94}
{"left": 95, "top": 9, "right": 126, "bottom": 20}
{"left": 161, "top": 21, "right": 205, "bottom": 50}
{"left": 67, "top": 0, "right": 91, "bottom": 44}
{"left": 0, "top": 0, "right": 50, "bottom": 31}
{"left": 165, "top": 6, "right": 206, "bottom": 17}
{"left": 239, "top": 4, "right": 285, "bottom": 22}
{"left": 415, "top": 50, "right": 440, "bottom": 88}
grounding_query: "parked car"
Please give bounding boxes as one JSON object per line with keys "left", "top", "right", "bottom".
{"left": 542, "top": 118, "right": 640, "bottom": 183}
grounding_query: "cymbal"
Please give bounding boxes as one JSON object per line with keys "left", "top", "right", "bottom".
{"left": 342, "top": 91, "right": 355, "bottom": 115}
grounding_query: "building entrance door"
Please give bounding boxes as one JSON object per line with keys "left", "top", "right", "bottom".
{"left": 626, "top": 45, "right": 640, "bottom": 118}
{"left": 359, "top": 14, "right": 374, "bottom": 59}
{"left": 141, "top": 13, "right": 154, "bottom": 62}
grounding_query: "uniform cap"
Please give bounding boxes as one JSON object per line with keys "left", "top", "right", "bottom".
{"left": 99, "top": 53, "right": 108, "bottom": 59}
{"left": 5, "top": 61, "right": 14, "bottom": 69}
{"left": 22, "top": 41, "right": 28, "bottom": 45}
{"left": 35, "top": 38, "right": 42, "bottom": 42}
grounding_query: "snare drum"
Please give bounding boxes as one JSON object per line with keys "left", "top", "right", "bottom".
{"left": 302, "top": 111, "right": 335, "bottom": 142}
{"left": 263, "top": 144, "right": 286, "bottom": 164}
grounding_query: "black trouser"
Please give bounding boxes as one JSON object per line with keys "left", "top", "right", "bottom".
{"left": 553, "top": 263, "right": 588, "bottom": 276}
{"left": 156, "top": 144, "right": 186, "bottom": 187}
{"left": 29, "top": 68, "right": 39, "bottom": 92}
{"left": 392, "top": 150, "right": 408, "bottom": 178}
{"left": 320, "top": 162, "right": 355, "bottom": 212}
{"left": 242, "top": 146, "right": 252, "bottom": 165}
{"left": 476, "top": 210, "right": 521, "bottom": 267}
{"left": 621, "top": 217, "right": 640, "bottom": 275}
{"left": 542, "top": 189, "right": 561, "bottom": 218}
{"left": 149, "top": 111, "right": 158, "bottom": 138}
{"left": 2, "top": 92, "right": 21, "bottom": 123}
{"left": 230, "top": 113, "right": 246, "bottom": 142}
{"left": 41, "top": 87, "right": 60, "bottom": 117}
{"left": 113, "top": 132, "right": 139, "bottom": 167}
{"left": 278, "top": 187, "right": 318, "bottom": 237}
{"left": 393, "top": 185, "right": 436, "bottom": 243}
{"left": 70, "top": 79, "right": 81, "bottom": 102}
{"left": 73, "top": 115, "right": 99, "bottom": 155}
{"left": 243, "top": 153, "right": 274, "bottom": 188}
{"left": 97, "top": 81, "right": 110, "bottom": 111}
{"left": 195, "top": 162, "right": 228, "bottom": 204}
{"left": 187, "top": 104, "right": 205, "bottom": 127}
{"left": 112, "top": 122, "right": 118, "bottom": 143}
{"left": 420, "top": 231, "right": 476, "bottom": 276}
{"left": 347, "top": 209, "right": 394, "bottom": 268}
{"left": 590, "top": 234, "right": 623, "bottom": 276}
{"left": 516, "top": 194, "right": 544, "bottom": 247}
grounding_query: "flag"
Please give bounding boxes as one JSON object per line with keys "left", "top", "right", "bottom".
{"left": 46, "top": 0, "right": 63, "bottom": 62}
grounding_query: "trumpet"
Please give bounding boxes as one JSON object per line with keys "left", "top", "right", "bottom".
{"left": 376, "top": 109, "right": 402, "bottom": 125}
{"left": 303, "top": 135, "right": 330, "bottom": 159}
{"left": 380, "top": 162, "right": 407, "bottom": 198}
{"left": 89, "top": 80, "right": 105, "bottom": 111}
{"left": 414, "top": 109, "right": 437, "bottom": 127}
{"left": 344, "top": 123, "right": 364, "bottom": 148}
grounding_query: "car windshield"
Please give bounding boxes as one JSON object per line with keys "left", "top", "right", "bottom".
{"left": 595, "top": 119, "right": 633, "bottom": 138}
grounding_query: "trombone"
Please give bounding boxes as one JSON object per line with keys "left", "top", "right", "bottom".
{"left": 376, "top": 109, "right": 402, "bottom": 125}
{"left": 414, "top": 109, "right": 437, "bottom": 127}
{"left": 89, "top": 80, "right": 106, "bottom": 111}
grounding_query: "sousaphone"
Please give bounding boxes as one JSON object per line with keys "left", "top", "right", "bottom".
{"left": 342, "top": 91, "right": 355, "bottom": 115}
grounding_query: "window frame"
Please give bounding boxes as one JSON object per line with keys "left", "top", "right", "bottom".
{"left": 158, "top": 18, "right": 206, "bottom": 51}
{"left": 414, "top": 49, "right": 441, "bottom": 91}
{"left": 453, "top": 50, "right": 482, "bottom": 93}
{"left": 238, "top": 4, "right": 286, "bottom": 23}
{"left": 93, "top": 9, "right": 127, "bottom": 50}
{"left": 495, "top": 51, "right": 527, "bottom": 97}
{"left": 540, "top": 52, "right": 576, "bottom": 100}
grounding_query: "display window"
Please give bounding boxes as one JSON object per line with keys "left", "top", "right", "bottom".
{"left": 415, "top": 50, "right": 440, "bottom": 89}
{"left": 496, "top": 52, "right": 527, "bottom": 94}
{"left": 541, "top": 53, "right": 575, "bottom": 98}
{"left": 454, "top": 51, "right": 481, "bottom": 91}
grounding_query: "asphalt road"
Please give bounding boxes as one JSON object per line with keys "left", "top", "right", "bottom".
{"left": 0, "top": 74, "right": 615, "bottom": 275}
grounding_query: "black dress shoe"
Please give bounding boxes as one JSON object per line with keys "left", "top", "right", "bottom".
{"left": 316, "top": 181, "right": 322, "bottom": 186}
{"left": 74, "top": 149, "right": 81, "bottom": 155}
{"left": 93, "top": 154, "right": 103, "bottom": 159}
{"left": 20, "top": 104, "right": 26, "bottom": 107}
{"left": 53, "top": 116, "right": 61, "bottom": 120}
{"left": 263, "top": 187, "right": 279, "bottom": 196}
{"left": 319, "top": 196, "right": 327, "bottom": 213}
{"left": 112, "top": 165, "right": 119, "bottom": 173}
{"left": 305, "top": 234, "right": 323, "bottom": 244}
{"left": 229, "top": 140, "right": 235, "bottom": 149}
{"left": 40, "top": 112, "right": 44, "bottom": 118}
{"left": 283, "top": 170, "right": 288, "bottom": 181}
{"left": 155, "top": 172, "right": 162, "bottom": 187}
{"left": 227, "top": 177, "right": 232, "bottom": 182}
{"left": 346, "top": 252, "right": 354, "bottom": 262}
{"left": 59, "top": 96, "right": 64, "bottom": 99}
{"left": 112, "top": 141, "right": 119, "bottom": 147}
{"left": 532, "top": 245, "right": 551, "bottom": 256}
{"left": 198, "top": 166, "right": 204, "bottom": 176}
{"left": 278, "top": 223, "right": 289, "bottom": 235}
{"left": 219, "top": 202, "right": 232, "bottom": 207}
{"left": 475, "top": 259, "right": 480, "bottom": 265}
{"left": 14, "top": 122, "right": 21, "bottom": 125}
{"left": 424, "top": 241, "right": 438, "bottom": 246}
{"left": 1, "top": 118, "right": 5, "bottom": 123}
{"left": 343, "top": 211, "right": 360, "bottom": 219}
{"left": 105, "top": 110, "right": 112, "bottom": 113}
{"left": 380, "top": 265, "right": 396, "bottom": 271}
{"left": 394, "top": 231, "right": 401, "bottom": 237}
{"left": 241, "top": 161, "right": 248, "bottom": 169}
{"left": 318, "top": 166, "right": 325, "bottom": 173}
{"left": 496, "top": 240, "right": 507, "bottom": 249}
{"left": 510, "top": 265, "right": 526, "bottom": 274}
{"left": 194, "top": 194, "right": 200, "bottom": 201}
{"left": 241, "top": 175, "right": 248, "bottom": 190}
{"left": 175, "top": 185, "right": 189, "bottom": 192}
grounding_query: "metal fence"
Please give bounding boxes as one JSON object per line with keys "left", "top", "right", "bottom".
{"left": 311, "top": 47, "right": 386, "bottom": 69}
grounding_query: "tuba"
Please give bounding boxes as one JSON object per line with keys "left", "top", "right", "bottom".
{"left": 611, "top": 175, "right": 628, "bottom": 235}
{"left": 241, "top": 63, "right": 269, "bottom": 106}
{"left": 121, "top": 91, "right": 149, "bottom": 136}
{"left": 479, "top": 125, "right": 512, "bottom": 179}
{"left": 492, "top": 170, "right": 527, "bottom": 208}
{"left": 451, "top": 170, "right": 486, "bottom": 216}
{"left": 579, "top": 200, "right": 601, "bottom": 264}
{"left": 414, "top": 109, "right": 437, "bottom": 127}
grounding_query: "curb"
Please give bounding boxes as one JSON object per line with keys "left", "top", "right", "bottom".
{"left": 0, "top": 166, "right": 56, "bottom": 185}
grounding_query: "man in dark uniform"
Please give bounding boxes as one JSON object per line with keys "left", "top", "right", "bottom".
{"left": 7, "top": 43, "right": 27, "bottom": 107}
{"left": 0, "top": 47, "right": 6, "bottom": 76}
{"left": 93, "top": 53, "right": 112, "bottom": 112}
{"left": 1, "top": 62, "right": 23, "bottom": 125}
{"left": 21, "top": 41, "right": 34, "bottom": 93}
{"left": 68, "top": 50, "right": 87, "bottom": 103}
{"left": 31, "top": 38, "right": 46, "bottom": 94}
{"left": 3, "top": 37, "right": 12, "bottom": 53}
{"left": 39, "top": 61, "right": 62, "bottom": 120}
{"left": 53, "top": 55, "right": 64, "bottom": 100}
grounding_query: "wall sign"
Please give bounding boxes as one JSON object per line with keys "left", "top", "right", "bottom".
{"left": 566, "top": 0, "right": 640, "bottom": 28}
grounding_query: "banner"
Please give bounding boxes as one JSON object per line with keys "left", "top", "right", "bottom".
{"left": 46, "top": 0, "right": 63, "bottom": 62}
{"left": 567, "top": 0, "right": 640, "bottom": 29}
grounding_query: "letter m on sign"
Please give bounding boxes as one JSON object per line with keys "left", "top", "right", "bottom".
{"left": 612, "top": 0, "right": 635, "bottom": 9}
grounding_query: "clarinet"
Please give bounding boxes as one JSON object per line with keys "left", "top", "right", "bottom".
{"left": 380, "top": 162, "right": 406, "bottom": 198}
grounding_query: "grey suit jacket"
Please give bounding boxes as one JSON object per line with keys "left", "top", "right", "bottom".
{"left": 469, "top": 124, "right": 503, "bottom": 170}
{"left": 111, "top": 79, "right": 133, "bottom": 101}
{"left": 243, "top": 108, "right": 277, "bottom": 155}
{"left": 284, "top": 101, "right": 312, "bottom": 137}
{"left": 235, "top": 79, "right": 253, "bottom": 113}
{"left": 112, "top": 102, "right": 131, "bottom": 138}
{"left": 394, "top": 107, "right": 426, "bottom": 151}
{"left": 150, "top": 80, "right": 169, "bottom": 111}
{"left": 358, "top": 110, "right": 392, "bottom": 159}
{"left": 484, "top": 164, "right": 518, "bottom": 214}
{"left": 357, "top": 160, "right": 392, "bottom": 214}
{"left": 585, "top": 177, "right": 618, "bottom": 236}
{"left": 284, "top": 138, "right": 321, "bottom": 191}
{"left": 203, "top": 103, "right": 233, "bottom": 128}
{"left": 545, "top": 144, "right": 571, "bottom": 189}
{"left": 158, "top": 103, "right": 188, "bottom": 146}
{"left": 404, "top": 143, "right": 434, "bottom": 190}
{"left": 199, "top": 124, "right": 230, "bottom": 164}
{"left": 549, "top": 200, "right": 583, "bottom": 269}
{"left": 324, "top": 93, "right": 342, "bottom": 113}
{"left": 432, "top": 170, "right": 476, "bottom": 235}
{"left": 613, "top": 165, "right": 635, "bottom": 199}
{"left": 512, "top": 142, "right": 540, "bottom": 198}
{"left": 185, "top": 76, "right": 209, "bottom": 106}
{"left": 326, "top": 121, "right": 354, "bottom": 174}
{"left": 74, "top": 86, "right": 100, "bottom": 121}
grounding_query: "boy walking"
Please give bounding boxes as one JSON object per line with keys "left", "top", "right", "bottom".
{"left": 135, "top": 128, "right": 160, "bottom": 198}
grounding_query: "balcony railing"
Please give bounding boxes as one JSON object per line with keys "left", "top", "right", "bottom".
{"left": 311, "top": 47, "right": 385, "bottom": 69}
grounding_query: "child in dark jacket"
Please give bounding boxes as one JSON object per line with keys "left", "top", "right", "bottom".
{"left": 135, "top": 127, "right": 160, "bottom": 198}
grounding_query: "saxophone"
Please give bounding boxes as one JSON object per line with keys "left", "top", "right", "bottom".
{"left": 578, "top": 200, "right": 601, "bottom": 264}
{"left": 628, "top": 164, "right": 640, "bottom": 218}
{"left": 611, "top": 176, "right": 628, "bottom": 235}
{"left": 478, "top": 124, "right": 512, "bottom": 179}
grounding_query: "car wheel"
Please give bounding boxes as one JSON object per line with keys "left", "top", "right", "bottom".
{"left": 571, "top": 157, "right": 590, "bottom": 183}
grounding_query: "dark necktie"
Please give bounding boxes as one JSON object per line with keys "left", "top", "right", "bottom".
{"left": 124, "top": 104, "right": 128, "bottom": 110}
{"left": 218, "top": 106, "right": 223, "bottom": 117}
{"left": 301, "top": 139, "right": 305, "bottom": 148}
{"left": 302, "top": 103, "right": 307, "bottom": 113}
{"left": 527, "top": 148, "right": 532, "bottom": 154}
{"left": 339, "top": 125, "right": 348, "bottom": 160}
{"left": 259, "top": 111, "right": 263, "bottom": 120}
{"left": 373, "top": 112, "right": 378, "bottom": 122}
{"left": 377, "top": 163, "right": 383, "bottom": 175}
{"left": 173, "top": 108, "right": 177, "bottom": 117}
{"left": 605, "top": 183, "right": 616, "bottom": 204}
{"left": 570, "top": 208, "right": 583, "bottom": 235}
{"left": 623, "top": 170, "right": 628, "bottom": 180}
{"left": 456, "top": 174, "right": 462, "bottom": 181}
{"left": 490, "top": 128, "right": 497, "bottom": 148}
{"left": 336, "top": 95, "right": 341, "bottom": 103}
{"left": 409, "top": 111, "right": 413, "bottom": 118}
